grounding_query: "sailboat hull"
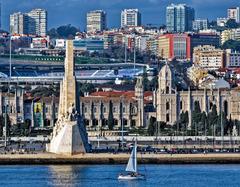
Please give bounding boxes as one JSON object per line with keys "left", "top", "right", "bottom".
{"left": 118, "top": 173, "right": 146, "bottom": 180}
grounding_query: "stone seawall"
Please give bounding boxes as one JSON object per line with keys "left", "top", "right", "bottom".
{"left": 0, "top": 153, "right": 240, "bottom": 165}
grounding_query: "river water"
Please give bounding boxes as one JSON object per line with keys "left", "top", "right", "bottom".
{"left": 0, "top": 164, "right": 239, "bottom": 187}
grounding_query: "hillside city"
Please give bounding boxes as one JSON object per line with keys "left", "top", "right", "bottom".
{"left": 0, "top": 3, "right": 240, "bottom": 152}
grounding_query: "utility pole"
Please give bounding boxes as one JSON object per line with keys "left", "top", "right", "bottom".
{"left": 10, "top": 34, "right": 12, "bottom": 79}
{"left": 220, "top": 110, "right": 224, "bottom": 150}
{"left": 124, "top": 37, "right": 127, "bottom": 63}
{"left": 121, "top": 96, "right": 124, "bottom": 148}
{"left": 5, "top": 34, "right": 12, "bottom": 148}
{"left": 4, "top": 99, "right": 8, "bottom": 148}
{"left": 133, "top": 36, "right": 136, "bottom": 71}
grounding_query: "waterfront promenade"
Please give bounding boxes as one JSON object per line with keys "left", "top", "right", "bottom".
{"left": 0, "top": 153, "right": 240, "bottom": 165}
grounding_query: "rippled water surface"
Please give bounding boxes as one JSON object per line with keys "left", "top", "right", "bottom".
{"left": 0, "top": 164, "right": 240, "bottom": 187}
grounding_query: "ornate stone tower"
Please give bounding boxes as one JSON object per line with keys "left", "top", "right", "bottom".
{"left": 135, "top": 76, "right": 145, "bottom": 127}
{"left": 47, "top": 40, "right": 89, "bottom": 155}
{"left": 158, "top": 63, "right": 174, "bottom": 94}
{"left": 157, "top": 63, "right": 177, "bottom": 124}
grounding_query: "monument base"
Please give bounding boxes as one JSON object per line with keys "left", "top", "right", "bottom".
{"left": 47, "top": 121, "right": 89, "bottom": 155}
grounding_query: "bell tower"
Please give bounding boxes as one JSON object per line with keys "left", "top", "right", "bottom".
{"left": 158, "top": 63, "right": 174, "bottom": 94}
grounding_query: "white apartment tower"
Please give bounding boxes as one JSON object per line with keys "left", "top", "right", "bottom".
{"left": 121, "top": 9, "right": 141, "bottom": 28}
{"left": 228, "top": 7, "right": 240, "bottom": 23}
{"left": 28, "top": 9, "right": 47, "bottom": 36}
{"left": 10, "top": 12, "right": 28, "bottom": 34}
{"left": 87, "top": 10, "right": 106, "bottom": 33}
{"left": 10, "top": 8, "right": 47, "bottom": 36}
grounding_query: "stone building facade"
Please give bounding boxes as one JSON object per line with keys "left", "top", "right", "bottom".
{"left": 1, "top": 65, "right": 240, "bottom": 131}
{"left": 156, "top": 64, "right": 240, "bottom": 127}
{"left": 0, "top": 87, "right": 58, "bottom": 128}
{"left": 0, "top": 88, "right": 24, "bottom": 125}
{"left": 80, "top": 77, "right": 153, "bottom": 130}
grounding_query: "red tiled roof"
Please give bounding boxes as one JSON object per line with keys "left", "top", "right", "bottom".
{"left": 89, "top": 91, "right": 152, "bottom": 98}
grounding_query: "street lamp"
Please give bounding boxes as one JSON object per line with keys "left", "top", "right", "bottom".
{"left": 120, "top": 96, "right": 124, "bottom": 148}
{"left": 4, "top": 96, "right": 9, "bottom": 148}
{"left": 124, "top": 37, "right": 127, "bottom": 63}
{"left": 9, "top": 34, "right": 12, "bottom": 79}
{"left": 4, "top": 34, "right": 12, "bottom": 148}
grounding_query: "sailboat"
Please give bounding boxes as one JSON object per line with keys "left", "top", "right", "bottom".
{"left": 118, "top": 141, "right": 145, "bottom": 180}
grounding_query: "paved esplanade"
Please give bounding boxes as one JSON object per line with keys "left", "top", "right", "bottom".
{"left": 46, "top": 40, "right": 90, "bottom": 155}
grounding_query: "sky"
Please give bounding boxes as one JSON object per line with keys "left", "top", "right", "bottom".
{"left": 0, "top": 0, "right": 239, "bottom": 31}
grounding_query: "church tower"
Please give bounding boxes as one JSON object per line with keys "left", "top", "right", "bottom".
{"left": 158, "top": 63, "right": 174, "bottom": 94}
{"left": 157, "top": 63, "right": 177, "bottom": 124}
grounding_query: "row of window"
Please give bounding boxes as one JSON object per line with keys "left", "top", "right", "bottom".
{"left": 2, "top": 105, "right": 21, "bottom": 113}
{"left": 84, "top": 106, "right": 137, "bottom": 114}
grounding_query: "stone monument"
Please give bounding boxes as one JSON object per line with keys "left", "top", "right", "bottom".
{"left": 46, "top": 40, "right": 90, "bottom": 155}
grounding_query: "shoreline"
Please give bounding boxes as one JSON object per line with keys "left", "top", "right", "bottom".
{"left": 0, "top": 153, "right": 240, "bottom": 165}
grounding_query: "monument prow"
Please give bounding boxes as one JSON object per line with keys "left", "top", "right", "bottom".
{"left": 47, "top": 40, "right": 90, "bottom": 155}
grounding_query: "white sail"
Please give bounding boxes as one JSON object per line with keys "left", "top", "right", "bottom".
{"left": 125, "top": 143, "right": 137, "bottom": 173}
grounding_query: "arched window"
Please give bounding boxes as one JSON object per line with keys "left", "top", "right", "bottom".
{"left": 123, "top": 118, "right": 128, "bottom": 126}
{"left": 166, "top": 101, "right": 170, "bottom": 110}
{"left": 210, "top": 102, "right": 213, "bottom": 110}
{"left": 114, "top": 119, "right": 118, "bottom": 126}
{"left": 131, "top": 120, "right": 136, "bottom": 127}
{"left": 131, "top": 106, "right": 137, "bottom": 114}
{"left": 166, "top": 113, "right": 170, "bottom": 122}
{"left": 92, "top": 119, "right": 98, "bottom": 126}
{"left": 180, "top": 101, "right": 183, "bottom": 110}
{"left": 166, "top": 86, "right": 170, "bottom": 94}
{"left": 102, "top": 119, "right": 108, "bottom": 126}
{"left": 84, "top": 119, "right": 89, "bottom": 126}
{"left": 224, "top": 101, "right": 228, "bottom": 116}
{"left": 44, "top": 119, "right": 50, "bottom": 126}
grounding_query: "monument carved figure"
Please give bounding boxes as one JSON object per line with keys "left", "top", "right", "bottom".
{"left": 46, "top": 40, "right": 90, "bottom": 155}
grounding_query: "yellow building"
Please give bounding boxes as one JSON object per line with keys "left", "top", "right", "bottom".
{"left": 221, "top": 30, "right": 232, "bottom": 45}
{"left": 157, "top": 35, "right": 170, "bottom": 60}
{"left": 187, "top": 65, "right": 208, "bottom": 85}
{"left": 193, "top": 45, "right": 225, "bottom": 70}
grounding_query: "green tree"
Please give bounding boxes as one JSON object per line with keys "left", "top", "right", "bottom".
{"left": 0, "top": 115, "right": 4, "bottom": 136}
{"left": 225, "top": 116, "right": 234, "bottom": 135}
{"left": 107, "top": 101, "right": 114, "bottom": 130}
{"left": 216, "top": 111, "right": 227, "bottom": 136}
{"left": 47, "top": 24, "right": 80, "bottom": 39}
{"left": 199, "top": 112, "right": 207, "bottom": 133}
{"left": 21, "top": 122, "right": 31, "bottom": 136}
{"left": 47, "top": 28, "right": 59, "bottom": 38}
{"left": 222, "top": 40, "right": 240, "bottom": 52}
{"left": 207, "top": 105, "right": 218, "bottom": 135}
{"left": 148, "top": 75, "right": 158, "bottom": 90}
{"left": 192, "top": 101, "right": 202, "bottom": 131}
{"left": 179, "top": 111, "right": 189, "bottom": 131}
{"left": 0, "top": 114, "right": 11, "bottom": 137}
{"left": 147, "top": 117, "right": 156, "bottom": 136}
{"left": 78, "top": 82, "right": 95, "bottom": 97}
{"left": 226, "top": 19, "right": 239, "bottom": 29}
{"left": 142, "top": 67, "right": 149, "bottom": 90}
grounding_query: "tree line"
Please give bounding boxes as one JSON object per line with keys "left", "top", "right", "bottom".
{"left": 148, "top": 101, "right": 240, "bottom": 136}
